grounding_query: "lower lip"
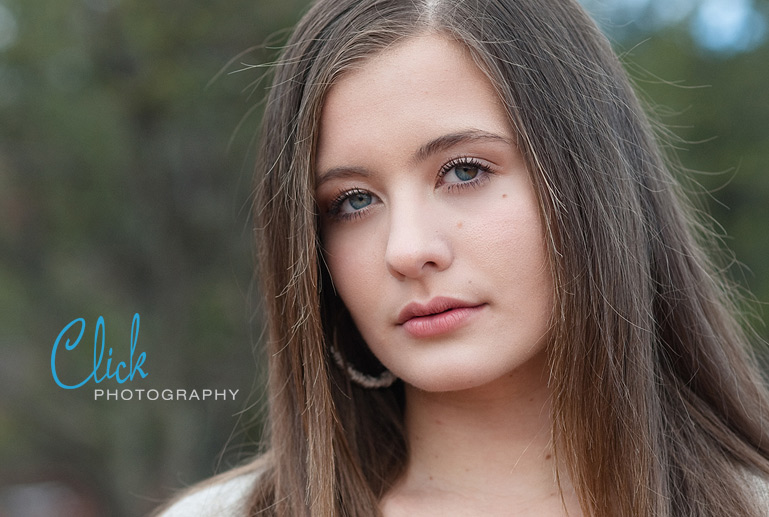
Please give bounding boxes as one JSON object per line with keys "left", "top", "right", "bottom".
{"left": 400, "top": 305, "right": 486, "bottom": 338}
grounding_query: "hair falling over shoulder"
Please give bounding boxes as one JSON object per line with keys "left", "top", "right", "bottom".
{"left": 249, "top": 0, "right": 769, "bottom": 515}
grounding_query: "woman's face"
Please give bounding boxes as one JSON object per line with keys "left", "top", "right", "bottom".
{"left": 315, "top": 34, "right": 553, "bottom": 392}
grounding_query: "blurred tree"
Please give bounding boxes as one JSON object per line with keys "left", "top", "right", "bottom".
{"left": 582, "top": 0, "right": 769, "bottom": 326}
{"left": 0, "top": 0, "right": 310, "bottom": 514}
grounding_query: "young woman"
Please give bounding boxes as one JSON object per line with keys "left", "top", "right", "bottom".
{"left": 157, "top": 0, "right": 769, "bottom": 515}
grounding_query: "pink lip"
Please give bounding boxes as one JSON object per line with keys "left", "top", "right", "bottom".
{"left": 397, "top": 297, "right": 486, "bottom": 338}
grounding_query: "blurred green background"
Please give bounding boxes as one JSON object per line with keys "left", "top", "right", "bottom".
{"left": 0, "top": 0, "right": 767, "bottom": 515}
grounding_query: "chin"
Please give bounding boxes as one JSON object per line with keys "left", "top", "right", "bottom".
{"left": 398, "top": 366, "right": 503, "bottom": 393}
{"left": 394, "top": 349, "right": 549, "bottom": 395}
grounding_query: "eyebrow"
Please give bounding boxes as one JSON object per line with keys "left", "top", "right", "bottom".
{"left": 315, "top": 129, "right": 511, "bottom": 189}
{"left": 315, "top": 165, "right": 372, "bottom": 190}
{"left": 411, "top": 129, "right": 512, "bottom": 165}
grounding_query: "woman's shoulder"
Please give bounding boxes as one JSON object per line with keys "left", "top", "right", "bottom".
{"left": 155, "top": 460, "right": 267, "bottom": 517}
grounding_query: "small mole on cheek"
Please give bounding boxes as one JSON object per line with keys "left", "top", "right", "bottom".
{"left": 545, "top": 454, "right": 552, "bottom": 460}
{"left": 502, "top": 194, "right": 508, "bottom": 198}
{"left": 457, "top": 221, "right": 463, "bottom": 229}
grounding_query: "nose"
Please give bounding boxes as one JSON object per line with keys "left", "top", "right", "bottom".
{"left": 384, "top": 201, "right": 453, "bottom": 279}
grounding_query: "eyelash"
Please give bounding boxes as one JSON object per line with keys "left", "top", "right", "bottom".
{"left": 438, "top": 156, "right": 493, "bottom": 192}
{"left": 325, "top": 156, "right": 493, "bottom": 222}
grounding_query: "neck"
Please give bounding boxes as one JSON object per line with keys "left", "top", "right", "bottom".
{"left": 383, "top": 352, "right": 581, "bottom": 516}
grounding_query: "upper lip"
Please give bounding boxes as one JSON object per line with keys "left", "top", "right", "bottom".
{"left": 397, "top": 297, "right": 482, "bottom": 325}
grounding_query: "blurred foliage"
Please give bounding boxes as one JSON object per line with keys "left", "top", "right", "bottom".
{"left": 0, "top": 0, "right": 767, "bottom": 515}
{"left": 0, "top": 0, "right": 310, "bottom": 514}
{"left": 590, "top": 0, "right": 769, "bottom": 324}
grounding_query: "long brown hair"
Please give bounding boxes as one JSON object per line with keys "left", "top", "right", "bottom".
{"left": 251, "top": 0, "right": 769, "bottom": 515}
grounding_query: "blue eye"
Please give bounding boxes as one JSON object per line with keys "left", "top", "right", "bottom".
{"left": 347, "top": 191, "right": 373, "bottom": 210}
{"left": 449, "top": 164, "right": 480, "bottom": 182}
{"left": 439, "top": 157, "right": 490, "bottom": 187}
{"left": 328, "top": 188, "right": 376, "bottom": 220}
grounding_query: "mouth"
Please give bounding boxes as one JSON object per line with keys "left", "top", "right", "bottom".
{"left": 397, "top": 297, "right": 486, "bottom": 338}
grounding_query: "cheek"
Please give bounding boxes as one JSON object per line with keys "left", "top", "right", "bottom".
{"left": 323, "top": 226, "right": 382, "bottom": 305}
{"left": 467, "top": 194, "right": 546, "bottom": 262}
{"left": 468, "top": 197, "right": 552, "bottom": 303}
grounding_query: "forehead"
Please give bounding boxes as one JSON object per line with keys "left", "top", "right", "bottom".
{"left": 316, "top": 33, "right": 510, "bottom": 171}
